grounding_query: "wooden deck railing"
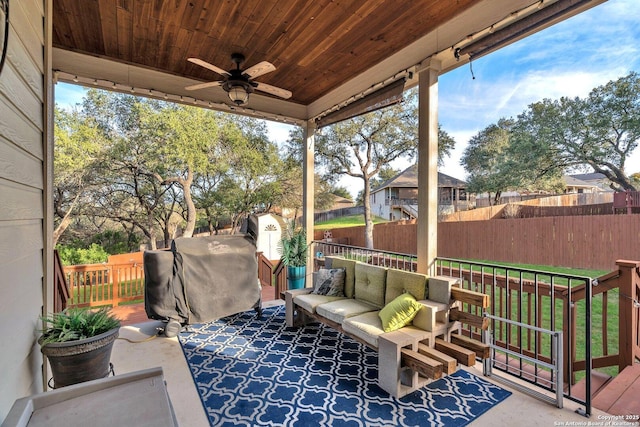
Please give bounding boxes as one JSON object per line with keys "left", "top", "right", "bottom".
{"left": 64, "top": 261, "right": 146, "bottom": 308}
{"left": 64, "top": 251, "right": 278, "bottom": 309}
{"left": 53, "top": 250, "right": 70, "bottom": 312}
{"left": 613, "top": 190, "right": 640, "bottom": 214}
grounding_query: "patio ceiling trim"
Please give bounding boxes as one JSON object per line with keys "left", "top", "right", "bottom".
{"left": 54, "top": 70, "right": 306, "bottom": 126}
{"left": 315, "top": 77, "right": 406, "bottom": 128}
{"left": 52, "top": 48, "right": 308, "bottom": 125}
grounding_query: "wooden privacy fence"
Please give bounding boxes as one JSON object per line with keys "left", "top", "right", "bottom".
{"left": 318, "top": 215, "right": 640, "bottom": 271}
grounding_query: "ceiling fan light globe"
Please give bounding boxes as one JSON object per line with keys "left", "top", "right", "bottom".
{"left": 228, "top": 85, "right": 249, "bottom": 105}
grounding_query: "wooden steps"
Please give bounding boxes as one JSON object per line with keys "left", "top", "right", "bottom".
{"left": 385, "top": 280, "right": 495, "bottom": 397}
{"left": 569, "top": 371, "right": 612, "bottom": 402}
{"left": 593, "top": 364, "right": 640, "bottom": 416}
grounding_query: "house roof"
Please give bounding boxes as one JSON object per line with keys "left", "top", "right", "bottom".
{"left": 372, "top": 165, "right": 466, "bottom": 193}
{"left": 568, "top": 173, "right": 613, "bottom": 191}
{"left": 563, "top": 175, "right": 600, "bottom": 189}
{"left": 50, "top": 0, "right": 603, "bottom": 123}
{"left": 569, "top": 173, "right": 608, "bottom": 182}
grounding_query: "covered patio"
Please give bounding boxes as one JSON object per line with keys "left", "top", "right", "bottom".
{"left": 0, "top": 0, "right": 617, "bottom": 422}
{"left": 109, "top": 299, "right": 608, "bottom": 426}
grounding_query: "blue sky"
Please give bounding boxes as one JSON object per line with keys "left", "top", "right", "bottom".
{"left": 436, "top": 0, "right": 640, "bottom": 179}
{"left": 56, "top": 0, "right": 639, "bottom": 192}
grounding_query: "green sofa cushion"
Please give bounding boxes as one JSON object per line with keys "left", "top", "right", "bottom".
{"left": 328, "top": 257, "right": 357, "bottom": 298}
{"left": 354, "top": 263, "right": 387, "bottom": 309}
{"left": 379, "top": 293, "right": 423, "bottom": 332}
{"left": 385, "top": 269, "right": 427, "bottom": 305}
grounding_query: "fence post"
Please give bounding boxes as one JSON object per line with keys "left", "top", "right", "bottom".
{"left": 616, "top": 260, "right": 640, "bottom": 371}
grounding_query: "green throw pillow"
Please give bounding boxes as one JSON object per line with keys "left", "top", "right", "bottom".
{"left": 379, "top": 293, "right": 422, "bottom": 332}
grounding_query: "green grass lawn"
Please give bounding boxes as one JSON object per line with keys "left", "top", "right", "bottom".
{"left": 314, "top": 214, "right": 387, "bottom": 230}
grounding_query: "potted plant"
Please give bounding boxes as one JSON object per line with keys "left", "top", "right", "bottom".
{"left": 278, "top": 221, "right": 309, "bottom": 289}
{"left": 39, "top": 307, "right": 121, "bottom": 388}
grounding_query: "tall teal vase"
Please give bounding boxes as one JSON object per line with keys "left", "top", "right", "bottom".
{"left": 287, "top": 266, "right": 306, "bottom": 289}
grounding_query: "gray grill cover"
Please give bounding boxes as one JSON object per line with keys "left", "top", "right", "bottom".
{"left": 144, "top": 234, "right": 261, "bottom": 324}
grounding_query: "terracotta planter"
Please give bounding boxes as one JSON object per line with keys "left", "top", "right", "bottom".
{"left": 40, "top": 327, "right": 119, "bottom": 388}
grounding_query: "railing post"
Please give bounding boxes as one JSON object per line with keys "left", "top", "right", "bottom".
{"left": 616, "top": 260, "right": 640, "bottom": 371}
{"left": 562, "top": 296, "right": 571, "bottom": 384}
{"left": 111, "top": 264, "right": 119, "bottom": 307}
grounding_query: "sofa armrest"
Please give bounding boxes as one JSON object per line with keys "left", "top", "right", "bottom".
{"left": 413, "top": 300, "right": 450, "bottom": 331}
{"left": 285, "top": 288, "right": 314, "bottom": 327}
{"left": 427, "top": 276, "right": 460, "bottom": 304}
{"left": 284, "top": 288, "right": 314, "bottom": 299}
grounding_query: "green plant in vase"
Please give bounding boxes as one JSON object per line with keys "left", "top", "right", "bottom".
{"left": 39, "top": 307, "right": 121, "bottom": 388}
{"left": 278, "top": 221, "right": 309, "bottom": 289}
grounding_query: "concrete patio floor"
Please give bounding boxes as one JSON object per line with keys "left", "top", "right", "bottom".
{"left": 111, "top": 300, "right": 610, "bottom": 426}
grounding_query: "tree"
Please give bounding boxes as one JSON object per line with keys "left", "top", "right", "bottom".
{"left": 316, "top": 90, "right": 455, "bottom": 248}
{"left": 461, "top": 119, "right": 520, "bottom": 205}
{"left": 79, "top": 91, "right": 182, "bottom": 249}
{"left": 462, "top": 73, "right": 640, "bottom": 200}
{"left": 53, "top": 106, "right": 107, "bottom": 245}
{"left": 509, "top": 72, "right": 640, "bottom": 192}
{"left": 330, "top": 186, "right": 353, "bottom": 200}
{"left": 556, "top": 72, "right": 639, "bottom": 191}
{"left": 280, "top": 126, "right": 350, "bottom": 216}
{"left": 217, "top": 116, "right": 288, "bottom": 231}
{"left": 146, "top": 105, "right": 227, "bottom": 238}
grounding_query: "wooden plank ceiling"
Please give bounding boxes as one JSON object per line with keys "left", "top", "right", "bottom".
{"left": 52, "top": 0, "right": 482, "bottom": 106}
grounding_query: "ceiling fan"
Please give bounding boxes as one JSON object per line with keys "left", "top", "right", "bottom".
{"left": 185, "top": 53, "right": 292, "bottom": 105}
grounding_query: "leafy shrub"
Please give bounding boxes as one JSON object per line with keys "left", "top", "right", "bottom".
{"left": 57, "top": 243, "right": 109, "bottom": 266}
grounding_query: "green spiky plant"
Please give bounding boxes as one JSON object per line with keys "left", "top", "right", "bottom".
{"left": 277, "top": 221, "right": 309, "bottom": 267}
{"left": 40, "top": 307, "right": 120, "bottom": 345}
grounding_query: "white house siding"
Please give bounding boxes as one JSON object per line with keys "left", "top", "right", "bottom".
{"left": 0, "top": 0, "right": 49, "bottom": 419}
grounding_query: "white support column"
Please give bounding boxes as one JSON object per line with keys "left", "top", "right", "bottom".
{"left": 417, "top": 59, "right": 441, "bottom": 274}
{"left": 302, "top": 120, "right": 316, "bottom": 271}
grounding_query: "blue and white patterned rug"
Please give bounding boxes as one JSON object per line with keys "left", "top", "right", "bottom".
{"left": 179, "top": 305, "right": 511, "bottom": 427}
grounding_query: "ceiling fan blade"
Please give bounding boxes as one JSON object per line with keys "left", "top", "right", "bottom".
{"left": 243, "top": 61, "right": 276, "bottom": 79}
{"left": 255, "top": 82, "right": 292, "bottom": 99}
{"left": 187, "top": 58, "right": 230, "bottom": 76}
{"left": 185, "top": 81, "right": 223, "bottom": 91}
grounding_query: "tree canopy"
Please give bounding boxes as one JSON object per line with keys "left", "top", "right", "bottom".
{"left": 462, "top": 72, "right": 640, "bottom": 197}
{"left": 314, "top": 89, "right": 456, "bottom": 248}
{"left": 55, "top": 89, "right": 291, "bottom": 250}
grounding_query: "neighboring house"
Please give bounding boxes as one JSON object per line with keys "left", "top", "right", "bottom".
{"left": 563, "top": 175, "right": 605, "bottom": 194}
{"left": 370, "top": 165, "right": 472, "bottom": 220}
{"left": 568, "top": 173, "right": 614, "bottom": 192}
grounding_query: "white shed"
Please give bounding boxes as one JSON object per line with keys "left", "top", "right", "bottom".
{"left": 254, "top": 213, "right": 287, "bottom": 261}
